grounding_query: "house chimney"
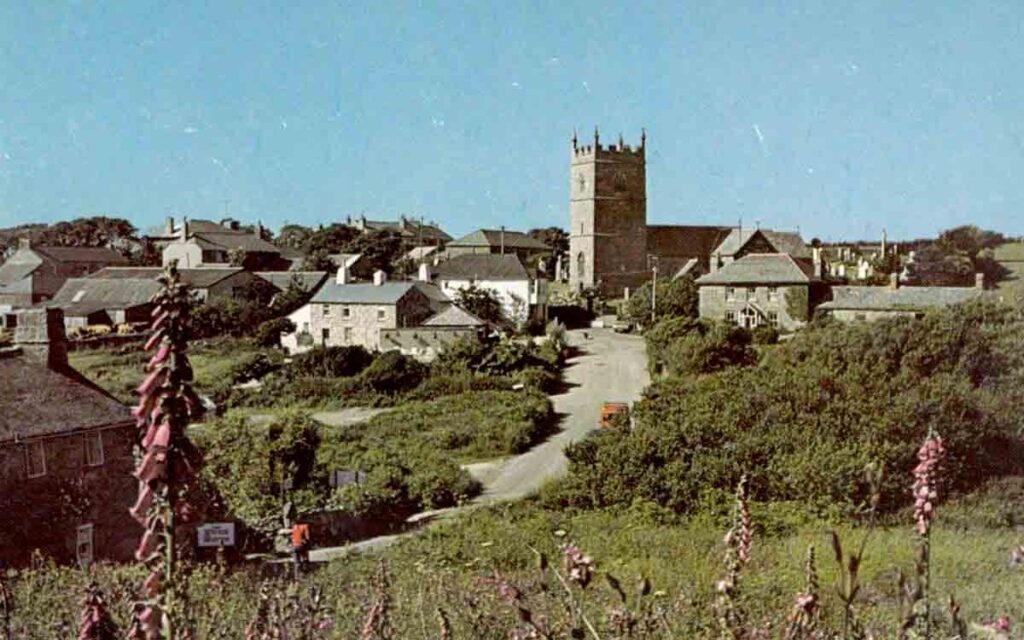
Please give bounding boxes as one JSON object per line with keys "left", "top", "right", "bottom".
{"left": 336, "top": 263, "right": 350, "bottom": 285}
{"left": 180, "top": 217, "right": 189, "bottom": 241}
{"left": 18, "top": 237, "right": 31, "bottom": 251}
{"left": 500, "top": 226, "right": 506, "bottom": 255}
{"left": 256, "top": 221, "right": 264, "bottom": 239}
{"left": 165, "top": 216, "right": 175, "bottom": 235}
{"left": 975, "top": 272, "right": 985, "bottom": 290}
{"left": 812, "top": 247, "right": 824, "bottom": 278}
{"left": 373, "top": 270, "right": 387, "bottom": 286}
{"left": 14, "top": 308, "right": 68, "bottom": 370}
{"left": 889, "top": 272, "right": 900, "bottom": 290}
{"left": 417, "top": 262, "right": 432, "bottom": 282}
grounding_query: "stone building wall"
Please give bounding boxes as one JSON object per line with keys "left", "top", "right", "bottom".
{"left": 0, "top": 423, "right": 137, "bottom": 567}
{"left": 698, "top": 283, "right": 809, "bottom": 332}
{"left": 306, "top": 290, "right": 432, "bottom": 351}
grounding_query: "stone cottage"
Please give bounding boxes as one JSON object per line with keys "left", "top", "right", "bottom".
{"left": 0, "top": 308, "right": 136, "bottom": 567}
{"left": 696, "top": 253, "right": 822, "bottom": 331}
{"left": 0, "top": 239, "right": 129, "bottom": 308}
{"left": 817, "top": 273, "right": 991, "bottom": 322}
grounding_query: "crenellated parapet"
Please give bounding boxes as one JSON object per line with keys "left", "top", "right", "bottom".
{"left": 572, "top": 127, "right": 646, "bottom": 162}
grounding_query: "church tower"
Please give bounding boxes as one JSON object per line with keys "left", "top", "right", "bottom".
{"left": 568, "top": 128, "right": 648, "bottom": 297}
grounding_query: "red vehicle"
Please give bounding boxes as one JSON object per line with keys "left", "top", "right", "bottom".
{"left": 600, "top": 402, "right": 630, "bottom": 429}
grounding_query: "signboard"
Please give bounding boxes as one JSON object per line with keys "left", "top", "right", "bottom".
{"left": 197, "top": 523, "right": 236, "bottom": 548}
{"left": 329, "top": 469, "right": 367, "bottom": 489}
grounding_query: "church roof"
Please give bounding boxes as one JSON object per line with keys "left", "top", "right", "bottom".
{"left": 448, "top": 229, "right": 549, "bottom": 251}
{"left": 646, "top": 225, "right": 733, "bottom": 259}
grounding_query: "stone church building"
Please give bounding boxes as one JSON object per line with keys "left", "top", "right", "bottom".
{"left": 568, "top": 129, "right": 803, "bottom": 297}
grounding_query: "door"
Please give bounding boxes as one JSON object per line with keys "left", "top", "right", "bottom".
{"left": 740, "top": 308, "right": 759, "bottom": 329}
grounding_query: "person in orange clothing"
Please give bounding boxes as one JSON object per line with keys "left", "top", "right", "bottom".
{"left": 291, "top": 522, "right": 311, "bottom": 577}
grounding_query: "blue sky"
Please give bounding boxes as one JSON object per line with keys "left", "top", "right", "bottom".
{"left": 0, "top": 1, "right": 1022, "bottom": 241}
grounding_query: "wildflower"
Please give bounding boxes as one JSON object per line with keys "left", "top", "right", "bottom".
{"left": 912, "top": 432, "right": 946, "bottom": 536}
{"left": 560, "top": 542, "right": 594, "bottom": 589}
{"left": 77, "top": 583, "right": 117, "bottom": 640}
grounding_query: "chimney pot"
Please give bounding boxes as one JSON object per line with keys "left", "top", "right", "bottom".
{"left": 165, "top": 216, "right": 175, "bottom": 235}
{"left": 336, "top": 263, "right": 350, "bottom": 285}
{"left": 373, "top": 270, "right": 387, "bottom": 286}
{"left": 417, "top": 262, "right": 431, "bottom": 283}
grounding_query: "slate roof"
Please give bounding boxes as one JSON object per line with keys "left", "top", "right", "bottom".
{"left": 711, "top": 228, "right": 810, "bottom": 259}
{"left": 412, "top": 281, "right": 452, "bottom": 310}
{"left": 993, "top": 242, "right": 1024, "bottom": 262}
{"left": 89, "top": 267, "right": 250, "bottom": 289}
{"left": 696, "top": 254, "right": 816, "bottom": 285}
{"left": 646, "top": 225, "right": 733, "bottom": 259}
{"left": 256, "top": 271, "right": 328, "bottom": 292}
{"left": 447, "top": 229, "right": 549, "bottom": 251}
{"left": 422, "top": 305, "right": 485, "bottom": 327}
{"left": 191, "top": 230, "right": 280, "bottom": 254}
{"left": 434, "top": 254, "right": 531, "bottom": 281}
{"left": 817, "top": 286, "right": 991, "bottom": 312}
{"left": 358, "top": 218, "right": 452, "bottom": 243}
{"left": 0, "top": 261, "right": 40, "bottom": 288}
{"left": 49, "top": 277, "right": 160, "bottom": 316}
{"left": 405, "top": 246, "right": 439, "bottom": 262}
{"left": 310, "top": 281, "right": 419, "bottom": 305}
{"left": 33, "top": 246, "right": 130, "bottom": 264}
{"left": 0, "top": 352, "right": 132, "bottom": 443}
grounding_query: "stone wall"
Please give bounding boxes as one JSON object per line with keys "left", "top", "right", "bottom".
{"left": 306, "top": 290, "right": 433, "bottom": 352}
{"left": 0, "top": 423, "right": 138, "bottom": 567}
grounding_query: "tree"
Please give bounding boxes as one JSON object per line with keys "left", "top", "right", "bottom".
{"left": 528, "top": 227, "right": 569, "bottom": 256}
{"left": 624, "top": 275, "right": 699, "bottom": 330}
{"left": 907, "top": 244, "right": 975, "bottom": 286}
{"left": 302, "top": 223, "right": 359, "bottom": 255}
{"left": 341, "top": 229, "right": 405, "bottom": 274}
{"left": 276, "top": 224, "right": 313, "bottom": 250}
{"left": 454, "top": 284, "right": 506, "bottom": 327}
{"left": 908, "top": 225, "right": 1009, "bottom": 287}
{"left": 938, "top": 225, "right": 1005, "bottom": 257}
{"left": 36, "top": 216, "right": 138, "bottom": 252}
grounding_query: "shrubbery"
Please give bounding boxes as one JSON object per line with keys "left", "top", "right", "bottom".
{"left": 551, "top": 300, "right": 1024, "bottom": 517}
{"left": 290, "top": 345, "right": 374, "bottom": 378}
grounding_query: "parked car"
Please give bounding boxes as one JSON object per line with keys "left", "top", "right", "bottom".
{"left": 600, "top": 402, "right": 630, "bottom": 428}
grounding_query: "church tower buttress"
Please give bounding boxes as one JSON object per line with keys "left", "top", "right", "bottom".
{"left": 568, "top": 128, "right": 648, "bottom": 297}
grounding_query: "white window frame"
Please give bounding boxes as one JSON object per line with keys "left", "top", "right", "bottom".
{"left": 84, "top": 432, "right": 104, "bottom": 467}
{"left": 768, "top": 311, "right": 779, "bottom": 327}
{"left": 725, "top": 287, "right": 736, "bottom": 301}
{"left": 76, "top": 524, "right": 94, "bottom": 569}
{"left": 377, "top": 307, "right": 387, "bottom": 322}
{"left": 321, "top": 304, "right": 330, "bottom": 316}
{"left": 767, "top": 286, "right": 778, "bottom": 302}
{"left": 343, "top": 327, "right": 352, "bottom": 343}
{"left": 26, "top": 441, "right": 46, "bottom": 478}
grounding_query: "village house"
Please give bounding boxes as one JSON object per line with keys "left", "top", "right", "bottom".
{"left": 47, "top": 276, "right": 161, "bottom": 329}
{"left": 0, "top": 238, "right": 129, "bottom": 309}
{"left": 817, "top": 273, "right": 991, "bottom": 322}
{"left": 0, "top": 308, "right": 136, "bottom": 567}
{"left": 282, "top": 268, "right": 437, "bottom": 353}
{"left": 696, "top": 253, "right": 824, "bottom": 331}
{"left": 86, "top": 266, "right": 275, "bottom": 304}
{"left": 444, "top": 229, "right": 550, "bottom": 263}
{"left": 380, "top": 304, "right": 486, "bottom": 362}
{"left": 160, "top": 217, "right": 285, "bottom": 270}
{"left": 433, "top": 253, "right": 549, "bottom": 326}
{"left": 347, "top": 214, "right": 452, "bottom": 250}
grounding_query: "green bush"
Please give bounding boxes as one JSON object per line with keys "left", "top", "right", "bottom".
{"left": 553, "top": 300, "right": 1024, "bottom": 516}
{"left": 750, "top": 323, "right": 780, "bottom": 345}
{"left": 360, "top": 350, "right": 428, "bottom": 394}
{"left": 661, "top": 322, "right": 756, "bottom": 377}
{"left": 290, "top": 345, "right": 374, "bottom": 378}
{"left": 227, "top": 352, "right": 281, "bottom": 384}
{"left": 254, "top": 316, "right": 296, "bottom": 348}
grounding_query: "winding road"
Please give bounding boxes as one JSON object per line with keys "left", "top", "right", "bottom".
{"left": 308, "top": 327, "right": 650, "bottom": 560}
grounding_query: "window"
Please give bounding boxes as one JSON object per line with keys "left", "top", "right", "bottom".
{"left": 343, "top": 327, "right": 352, "bottom": 343}
{"left": 84, "top": 432, "right": 104, "bottom": 467}
{"left": 767, "top": 286, "right": 778, "bottom": 301}
{"left": 26, "top": 441, "right": 46, "bottom": 478}
{"left": 321, "top": 328, "right": 330, "bottom": 343}
{"left": 725, "top": 311, "right": 736, "bottom": 323}
{"left": 377, "top": 307, "right": 387, "bottom": 322}
{"left": 854, "top": 313, "right": 867, "bottom": 322}
{"left": 725, "top": 287, "right": 736, "bottom": 301}
{"left": 76, "top": 524, "right": 94, "bottom": 569}
{"left": 301, "top": 322, "right": 309, "bottom": 333}
{"left": 341, "top": 306, "right": 350, "bottom": 318}
{"left": 321, "top": 304, "right": 330, "bottom": 316}
{"left": 747, "top": 287, "right": 757, "bottom": 300}
{"left": 768, "top": 312, "right": 779, "bottom": 327}
{"left": 72, "top": 290, "right": 86, "bottom": 303}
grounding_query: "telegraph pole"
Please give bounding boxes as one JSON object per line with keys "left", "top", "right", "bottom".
{"left": 648, "top": 255, "right": 659, "bottom": 325}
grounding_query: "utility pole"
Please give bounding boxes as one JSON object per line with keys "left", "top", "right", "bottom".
{"left": 648, "top": 255, "right": 659, "bottom": 325}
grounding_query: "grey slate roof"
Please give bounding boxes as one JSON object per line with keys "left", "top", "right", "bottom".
{"left": 33, "top": 246, "right": 129, "bottom": 264}
{"left": 447, "top": 229, "right": 549, "bottom": 251}
{"left": 818, "top": 286, "right": 991, "bottom": 312}
{"left": 435, "top": 254, "right": 531, "bottom": 281}
{"left": 256, "top": 271, "right": 328, "bottom": 292}
{"left": 49, "top": 277, "right": 160, "bottom": 315}
{"left": 711, "top": 228, "right": 810, "bottom": 259}
{"left": 0, "top": 352, "right": 133, "bottom": 443}
{"left": 310, "top": 281, "right": 418, "bottom": 305}
{"left": 697, "top": 254, "right": 816, "bottom": 285}
{"left": 191, "top": 231, "right": 280, "bottom": 254}
{"left": 647, "top": 225, "right": 733, "bottom": 259}
{"left": 422, "top": 305, "right": 485, "bottom": 327}
{"left": 89, "top": 267, "right": 249, "bottom": 289}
